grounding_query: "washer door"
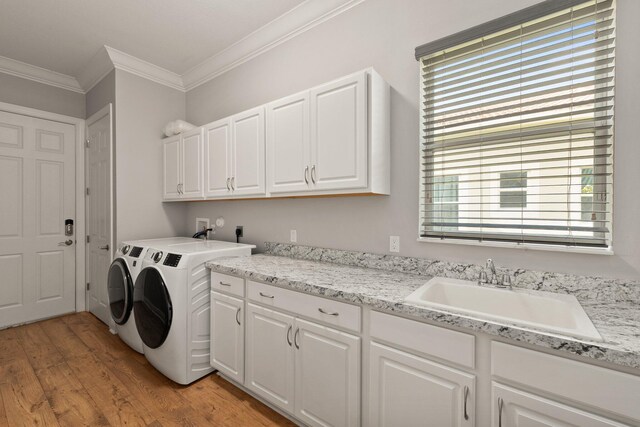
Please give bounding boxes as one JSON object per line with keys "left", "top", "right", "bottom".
{"left": 107, "top": 258, "right": 133, "bottom": 325}
{"left": 133, "top": 267, "right": 172, "bottom": 349}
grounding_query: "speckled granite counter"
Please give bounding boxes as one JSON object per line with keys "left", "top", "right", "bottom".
{"left": 206, "top": 254, "right": 640, "bottom": 371}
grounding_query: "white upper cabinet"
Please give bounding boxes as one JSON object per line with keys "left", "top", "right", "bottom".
{"left": 267, "top": 91, "right": 311, "bottom": 194}
{"left": 232, "top": 107, "right": 266, "bottom": 197}
{"left": 181, "top": 128, "right": 204, "bottom": 198}
{"left": 162, "top": 129, "right": 204, "bottom": 200}
{"left": 165, "top": 68, "right": 389, "bottom": 201}
{"left": 204, "top": 118, "right": 233, "bottom": 198}
{"left": 266, "top": 68, "right": 390, "bottom": 197}
{"left": 163, "top": 135, "right": 181, "bottom": 200}
{"left": 309, "top": 71, "right": 367, "bottom": 192}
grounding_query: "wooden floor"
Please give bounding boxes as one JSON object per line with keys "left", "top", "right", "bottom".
{"left": 0, "top": 312, "right": 295, "bottom": 426}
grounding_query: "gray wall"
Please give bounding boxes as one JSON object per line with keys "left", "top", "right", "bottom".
{"left": 114, "top": 70, "right": 187, "bottom": 243}
{"left": 85, "top": 70, "right": 115, "bottom": 119}
{"left": 0, "top": 72, "right": 85, "bottom": 118}
{"left": 185, "top": 0, "right": 640, "bottom": 280}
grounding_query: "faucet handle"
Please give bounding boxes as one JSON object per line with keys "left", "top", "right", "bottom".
{"left": 478, "top": 270, "right": 488, "bottom": 285}
{"left": 502, "top": 274, "right": 512, "bottom": 288}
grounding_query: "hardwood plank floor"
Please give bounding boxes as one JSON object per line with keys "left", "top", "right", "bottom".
{"left": 0, "top": 312, "right": 296, "bottom": 427}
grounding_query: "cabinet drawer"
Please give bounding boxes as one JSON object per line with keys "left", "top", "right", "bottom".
{"left": 492, "top": 342, "right": 640, "bottom": 423}
{"left": 370, "top": 311, "right": 475, "bottom": 369}
{"left": 211, "top": 272, "right": 245, "bottom": 297}
{"left": 247, "top": 280, "right": 361, "bottom": 333}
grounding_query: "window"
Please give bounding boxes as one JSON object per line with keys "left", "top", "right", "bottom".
{"left": 416, "top": 0, "right": 615, "bottom": 248}
{"left": 500, "top": 171, "right": 528, "bottom": 208}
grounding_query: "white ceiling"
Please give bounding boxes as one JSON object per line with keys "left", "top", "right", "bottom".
{"left": 0, "top": 0, "right": 304, "bottom": 77}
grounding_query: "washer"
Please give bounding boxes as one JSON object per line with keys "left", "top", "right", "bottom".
{"left": 107, "top": 237, "right": 202, "bottom": 353}
{"left": 133, "top": 240, "right": 255, "bottom": 385}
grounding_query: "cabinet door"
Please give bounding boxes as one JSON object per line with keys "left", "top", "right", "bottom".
{"left": 267, "top": 92, "right": 311, "bottom": 194}
{"left": 369, "top": 342, "right": 475, "bottom": 427}
{"left": 181, "top": 128, "right": 204, "bottom": 198}
{"left": 232, "top": 107, "right": 265, "bottom": 196}
{"left": 294, "top": 318, "right": 360, "bottom": 427}
{"left": 163, "top": 135, "right": 181, "bottom": 200}
{"left": 310, "top": 71, "right": 367, "bottom": 191}
{"left": 492, "top": 383, "right": 627, "bottom": 427}
{"left": 210, "top": 292, "right": 244, "bottom": 384}
{"left": 204, "top": 118, "right": 233, "bottom": 198}
{"left": 245, "top": 303, "right": 295, "bottom": 413}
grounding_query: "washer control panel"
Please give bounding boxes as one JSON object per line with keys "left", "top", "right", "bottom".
{"left": 163, "top": 253, "right": 182, "bottom": 267}
{"left": 130, "top": 246, "right": 143, "bottom": 258}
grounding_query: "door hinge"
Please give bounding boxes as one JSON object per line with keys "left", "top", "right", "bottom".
{"left": 85, "top": 138, "right": 90, "bottom": 148}
{"left": 86, "top": 235, "right": 90, "bottom": 243}
{"left": 86, "top": 283, "right": 90, "bottom": 291}
{"left": 86, "top": 187, "right": 90, "bottom": 196}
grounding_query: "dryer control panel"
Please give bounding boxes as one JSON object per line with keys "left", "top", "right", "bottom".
{"left": 164, "top": 253, "right": 182, "bottom": 267}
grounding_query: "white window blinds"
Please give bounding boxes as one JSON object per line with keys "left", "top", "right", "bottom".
{"left": 417, "top": 0, "right": 615, "bottom": 248}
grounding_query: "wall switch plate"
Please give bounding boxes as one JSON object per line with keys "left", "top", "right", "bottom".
{"left": 389, "top": 236, "right": 400, "bottom": 253}
{"left": 196, "top": 218, "right": 210, "bottom": 233}
{"left": 290, "top": 230, "right": 297, "bottom": 243}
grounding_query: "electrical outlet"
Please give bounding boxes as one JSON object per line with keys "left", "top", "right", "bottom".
{"left": 236, "top": 226, "right": 243, "bottom": 238}
{"left": 290, "top": 230, "right": 297, "bottom": 243}
{"left": 389, "top": 236, "right": 400, "bottom": 253}
{"left": 195, "top": 218, "right": 210, "bottom": 233}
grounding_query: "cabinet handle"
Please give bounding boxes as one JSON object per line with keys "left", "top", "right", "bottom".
{"left": 177, "top": 184, "right": 181, "bottom": 194}
{"left": 294, "top": 328, "right": 300, "bottom": 349}
{"left": 286, "top": 325, "right": 293, "bottom": 346}
{"left": 304, "top": 166, "right": 309, "bottom": 184}
{"left": 219, "top": 281, "right": 231, "bottom": 286}
{"left": 318, "top": 308, "right": 339, "bottom": 316}
{"left": 259, "top": 292, "right": 274, "bottom": 299}
{"left": 231, "top": 177, "right": 235, "bottom": 190}
{"left": 179, "top": 184, "right": 184, "bottom": 194}
{"left": 463, "top": 385, "right": 469, "bottom": 421}
{"left": 497, "top": 397, "right": 504, "bottom": 427}
{"left": 235, "top": 307, "right": 241, "bottom": 326}
{"left": 226, "top": 178, "right": 230, "bottom": 191}
{"left": 311, "top": 165, "right": 316, "bottom": 184}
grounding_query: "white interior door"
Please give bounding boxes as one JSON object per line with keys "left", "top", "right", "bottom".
{"left": 86, "top": 105, "right": 113, "bottom": 326}
{"left": 0, "top": 110, "right": 76, "bottom": 328}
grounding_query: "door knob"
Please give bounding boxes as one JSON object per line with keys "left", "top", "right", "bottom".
{"left": 99, "top": 244, "right": 110, "bottom": 251}
{"left": 58, "top": 239, "right": 73, "bottom": 246}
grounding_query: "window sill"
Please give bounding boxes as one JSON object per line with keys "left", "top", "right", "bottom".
{"left": 417, "top": 237, "right": 614, "bottom": 256}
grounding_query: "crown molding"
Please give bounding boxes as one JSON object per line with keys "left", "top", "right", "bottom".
{"left": 182, "top": 0, "right": 365, "bottom": 91}
{"left": 1, "top": 0, "right": 363, "bottom": 94}
{"left": 105, "top": 46, "right": 184, "bottom": 92}
{"left": 0, "top": 55, "right": 83, "bottom": 93}
{"left": 76, "top": 46, "right": 113, "bottom": 93}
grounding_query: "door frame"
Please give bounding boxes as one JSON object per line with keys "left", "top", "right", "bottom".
{"left": 85, "top": 104, "right": 114, "bottom": 314}
{"left": 0, "top": 101, "right": 86, "bottom": 312}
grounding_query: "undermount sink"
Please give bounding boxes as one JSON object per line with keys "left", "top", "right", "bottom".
{"left": 404, "top": 277, "right": 602, "bottom": 342}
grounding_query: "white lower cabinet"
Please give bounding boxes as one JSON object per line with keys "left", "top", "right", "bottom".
{"left": 245, "top": 302, "right": 360, "bottom": 427}
{"left": 369, "top": 342, "right": 475, "bottom": 427}
{"left": 245, "top": 303, "right": 296, "bottom": 413}
{"left": 210, "top": 291, "right": 244, "bottom": 384}
{"left": 295, "top": 318, "right": 360, "bottom": 427}
{"left": 492, "top": 383, "right": 627, "bottom": 427}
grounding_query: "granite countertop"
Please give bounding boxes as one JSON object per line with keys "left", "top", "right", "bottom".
{"left": 206, "top": 254, "right": 640, "bottom": 371}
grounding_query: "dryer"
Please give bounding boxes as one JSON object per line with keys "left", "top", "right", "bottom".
{"left": 107, "top": 241, "right": 148, "bottom": 353}
{"left": 107, "top": 237, "right": 200, "bottom": 353}
{"left": 133, "top": 240, "right": 255, "bottom": 384}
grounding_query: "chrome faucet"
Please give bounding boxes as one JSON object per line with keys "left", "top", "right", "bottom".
{"left": 478, "top": 258, "right": 512, "bottom": 289}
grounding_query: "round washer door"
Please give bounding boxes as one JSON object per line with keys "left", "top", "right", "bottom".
{"left": 107, "top": 258, "right": 133, "bottom": 325}
{"left": 133, "top": 267, "right": 172, "bottom": 349}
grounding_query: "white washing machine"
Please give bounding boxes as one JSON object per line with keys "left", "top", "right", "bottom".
{"left": 107, "top": 237, "right": 203, "bottom": 353}
{"left": 133, "top": 239, "right": 255, "bottom": 384}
